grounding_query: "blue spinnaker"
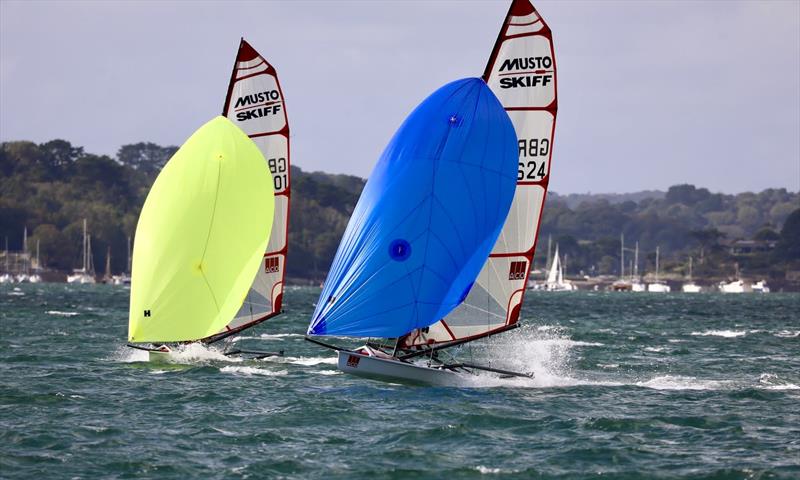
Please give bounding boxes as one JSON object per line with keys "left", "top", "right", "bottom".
{"left": 308, "top": 78, "right": 518, "bottom": 338}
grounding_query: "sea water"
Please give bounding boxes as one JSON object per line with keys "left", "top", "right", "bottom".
{"left": 1, "top": 284, "right": 798, "bottom": 479}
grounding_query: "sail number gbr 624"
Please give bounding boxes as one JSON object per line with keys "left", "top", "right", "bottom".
{"left": 517, "top": 138, "right": 549, "bottom": 181}
{"left": 268, "top": 157, "right": 288, "bottom": 191}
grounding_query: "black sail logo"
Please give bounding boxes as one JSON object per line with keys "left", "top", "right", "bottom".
{"left": 234, "top": 90, "right": 283, "bottom": 121}
{"left": 498, "top": 56, "right": 553, "bottom": 90}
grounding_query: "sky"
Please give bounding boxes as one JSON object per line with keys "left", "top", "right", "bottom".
{"left": 1, "top": 0, "right": 799, "bottom": 194}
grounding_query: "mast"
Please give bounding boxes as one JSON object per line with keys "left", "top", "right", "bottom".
{"left": 402, "top": 0, "right": 559, "bottom": 348}
{"left": 35, "top": 239, "right": 40, "bottom": 270}
{"left": 105, "top": 247, "right": 112, "bottom": 281}
{"left": 203, "top": 39, "right": 291, "bottom": 344}
{"left": 634, "top": 241, "right": 639, "bottom": 278}
{"left": 546, "top": 234, "right": 552, "bottom": 272}
{"left": 689, "top": 256, "right": 693, "bottom": 279}
{"left": 655, "top": 246, "right": 660, "bottom": 282}
{"left": 126, "top": 236, "right": 131, "bottom": 274}
{"left": 82, "top": 219, "right": 88, "bottom": 272}
{"left": 22, "top": 227, "right": 28, "bottom": 274}
{"left": 620, "top": 233, "right": 625, "bottom": 278}
{"left": 87, "top": 235, "right": 94, "bottom": 275}
{"left": 4, "top": 237, "right": 8, "bottom": 273}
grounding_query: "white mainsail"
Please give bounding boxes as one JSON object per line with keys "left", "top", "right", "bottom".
{"left": 205, "top": 39, "right": 290, "bottom": 342}
{"left": 546, "top": 245, "right": 560, "bottom": 284}
{"left": 402, "top": 0, "right": 557, "bottom": 348}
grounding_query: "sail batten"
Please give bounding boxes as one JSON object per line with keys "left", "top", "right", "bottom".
{"left": 205, "top": 39, "right": 291, "bottom": 342}
{"left": 402, "top": 0, "right": 557, "bottom": 348}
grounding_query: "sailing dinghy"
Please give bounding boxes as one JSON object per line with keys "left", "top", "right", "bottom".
{"left": 199, "top": 38, "right": 292, "bottom": 352}
{"left": 305, "top": 78, "right": 523, "bottom": 385}
{"left": 400, "top": 0, "right": 558, "bottom": 360}
{"left": 126, "top": 117, "right": 275, "bottom": 360}
{"left": 308, "top": 0, "right": 558, "bottom": 385}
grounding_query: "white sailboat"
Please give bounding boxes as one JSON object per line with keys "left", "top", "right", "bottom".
{"left": 647, "top": 246, "right": 671, "bottom": 292}
{"left": 631, "top": 241, "right": 646, "bottom": 292}
{"left": 308, "top": 0, "right": 557, "bottom": 385}
{"left": 111, "top": 237, "right": 131, "bottom": 285}
{"left": 28, "top": 239, "right": 42, "bottom": 283}
{"left": 67, "top": 219, "right": 96, "bottom": 284}
{"left": 102, "top": 247, "right": 112, "bottom": 284}
{"left": 681, "top": 256, "right": 702, "bottom": 293}
{"left": 544, "top": 245, "right": 576, "bottom": 291}
{"left": 719, "top": 279, "right": 750, "bottom": 293}
{"left": 0, "top": 237, "right": 13, "bottom": 284}
{"left": 15, "top": 227, "right": 30, "bottom": 282}
{"left": 718, "top": 263, "right": 758, "bottom": 293}
{"left": 612, "top": 233, "right": 632, "bottom": 291}
{"left": 752, "top": 280, "right": 770, "bottom": 293}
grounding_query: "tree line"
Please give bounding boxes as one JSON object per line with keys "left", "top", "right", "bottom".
{"left": 1, "top": 140, "right": 797, "bottom": 283}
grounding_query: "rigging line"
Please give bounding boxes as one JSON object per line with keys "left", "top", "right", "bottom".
{"left": 420, "top": 81, "right": 478, "bottom": 289}
{"left": 198, "top": 153, "right": 224, "bottom": 314}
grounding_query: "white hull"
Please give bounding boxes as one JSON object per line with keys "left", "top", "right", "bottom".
{"left": 337, "top": 350, "right": 464, "bottom": 386}
{"left": 647, "top": 282, "right": 671, "bottom": 293}
{"left": 682, "top": 283, "right": 702, "bottom": 293}
{"left": 719, "top": 280, "right": 750, "bottom": 293}
{"left": 544, "top": 282, "right": 576, "bottom": 291}
{"left": 0, "top": 274, "right": 14, "bottom": 284}
{"left": 631, "top": 282, "right": 646, "bottom": 292}
{"left": 67, "top": 273, "right": 96, "bottom": 284}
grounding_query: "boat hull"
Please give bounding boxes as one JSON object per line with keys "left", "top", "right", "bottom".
{"left": 337, "top": 350, "right": 463, "bottom": 386}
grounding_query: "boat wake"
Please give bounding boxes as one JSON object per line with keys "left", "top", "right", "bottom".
{"left": 468, "top": 325, "right": 616, "bottom": 388}
{"left": 461, "top": 326, "right": 799, "bottom": 392}
{"left": 690, "top": 330, "right": 747, "bottom": 338}
{"left": 112, "top": 343, "right": 241, "bottom": 364}
{"left": 220, "top": 366, "right": 287, "bottom": 377}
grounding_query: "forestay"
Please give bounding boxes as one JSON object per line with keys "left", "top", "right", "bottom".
{"left": 205, "top": 39, "right": 291, "bottom": 343}
{"left": 128, "top": 117, "right": 275, "bottom": 343}
{"left": 401, "top": 0, "right": 557, "bottom": 348}
{"left": 308, "top": 78, "right": 518, "bottom": 338}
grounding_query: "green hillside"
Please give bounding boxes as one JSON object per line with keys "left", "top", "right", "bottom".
{"left": 1, "top": 140, "right": 797, "bottom": 286}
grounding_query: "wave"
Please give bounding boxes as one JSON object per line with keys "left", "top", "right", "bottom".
{"left": 46, "top": 310, "right": 79, "bottom": 316}
{"left": 775, "top": 330, "right": 800, "bottom": 338}
{"left": 161, "top": 343, "right": 239, "bottom": 363}
{"left": 644, "top": 347, "right": 665, "bottom": 352}
{"left": 474, "top": 466, "right": 520, "bottom": 475}
{"left": 468, "top": 328, "right": 619, "bottom": 389}
{"left": 259, "top": 333, "right": 305, "bottom": 339}
{"left": 758, "top": 373, "right": 800, "bottom": 391}
{"left": 220, "top": 366, "right": 288, "bottom": 377}
{"left": 690, "top": 330, "right": 746, "bottom": 338}
{"left": 111, "top": 343, "right": 240, "bottom": 364}
{"left": 635, "top": 375, "right": 731, "bottom": 391}
{"left": 276, "top": 356, "right": 337, "bottom": 366}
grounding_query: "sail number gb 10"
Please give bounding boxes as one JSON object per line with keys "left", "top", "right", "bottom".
{"left": 517, "top": 138, "right": 549, "bottom": 181}
{"left": 268, "top": 157, "right": 288, "bottom": 191}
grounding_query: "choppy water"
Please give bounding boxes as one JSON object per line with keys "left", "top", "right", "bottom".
{"left": 1, "top": 284, "right": 798, "bottom": 479}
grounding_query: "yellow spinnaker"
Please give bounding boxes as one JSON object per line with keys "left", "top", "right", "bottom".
{"left": 128, "top": 116, "right": 275, "bottom": 343}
